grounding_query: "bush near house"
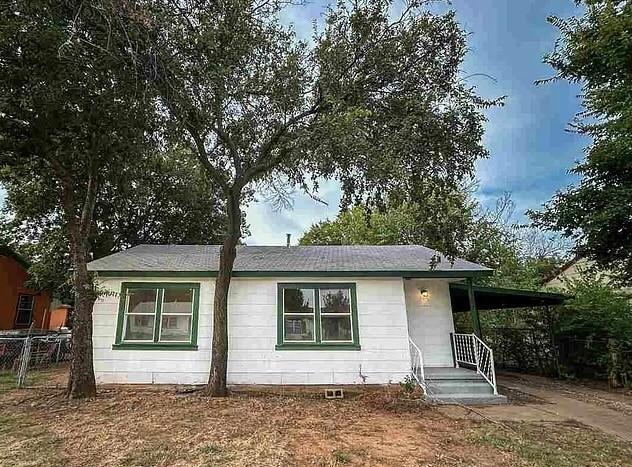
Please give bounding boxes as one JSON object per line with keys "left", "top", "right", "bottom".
{"left": 555, "top": 278, "right": 632, "bottom": 387}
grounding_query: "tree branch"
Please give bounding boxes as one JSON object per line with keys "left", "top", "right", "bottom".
{"left": 242, "top": 101, "right": 323, "bottom": 184}
{"left": 186, "top": 124, "right": 230, "bottom": 193}
{"left": 212, "top": 103, "right": 242, "bottom": 177}
{"left": 79, "top": 160, "right": 99, "bottom": 241}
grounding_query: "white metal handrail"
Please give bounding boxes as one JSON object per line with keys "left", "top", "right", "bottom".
{"left": 452, "top": 333, "right": 497, "bottom": 395}
{"left": 408, "top": 336, "right": 426, "bottom": 394}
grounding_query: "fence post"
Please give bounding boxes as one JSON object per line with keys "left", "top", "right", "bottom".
{"left": 56, "top": 338, "right": 62, "bottom": 363}
{"left": 16, "top": 337, "right": 32, "bottom": 388}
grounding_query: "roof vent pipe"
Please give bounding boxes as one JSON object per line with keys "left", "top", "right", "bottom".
{"left": 286, "top": 233, "right": 291, "bottom": 247}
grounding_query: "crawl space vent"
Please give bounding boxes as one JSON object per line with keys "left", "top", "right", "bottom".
{"left": 324, "top": 388, "right": 344, "bottom": 399}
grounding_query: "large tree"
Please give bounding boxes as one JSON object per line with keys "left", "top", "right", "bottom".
{"left": 89, "top": 0, "right": 497, "bottom": 395}
{"left": 1, "top": 148, "right": 227, "bottom": 300}
{"left": 530, "top": 0, "right": 632, "bottom": 284}
{"left": 0, "top": 1, "right": 155, "bottom": 397}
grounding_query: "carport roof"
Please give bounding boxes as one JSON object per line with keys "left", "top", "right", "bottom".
{"left": 449, "top": 283, "right": 568, "bottom": 312}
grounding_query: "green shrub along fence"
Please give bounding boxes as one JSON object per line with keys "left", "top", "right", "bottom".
{"left": 483, "top": 327, "right": 557, "bottom": 376}
{"left": 481, "top": 326, "right": 632, "bottom": 387}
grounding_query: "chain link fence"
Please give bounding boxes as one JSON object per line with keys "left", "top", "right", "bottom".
{"left": 0, "top": 333, "right": 71, "bottom": 388}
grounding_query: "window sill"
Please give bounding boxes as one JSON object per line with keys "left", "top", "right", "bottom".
{"left": 112, "top": 343, "right": 198, "bottom": 351}
{"left": 275, "top": 343, "right": 361, "bottom": 351}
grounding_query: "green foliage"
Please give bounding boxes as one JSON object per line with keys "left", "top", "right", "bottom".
{"left": 399, "top": 375, "right": 417, "bottom": 394}
{"left": 1, "top": 149, "right": 227, "bottom": 299}
{"left": 300, "top": 191, "right": 478, "bottom": 261}
{"left": 555, "top": 276, "right": 632, "bottom": 385}
{"left": 557, "top": 277, "right": 632, "bottom": 341}
{"left": 103, "top": 0, "right": 498, "bottom": 219}
{"left": 301, "top": 203, "right": 452, "bottom": 246}
{"left": 470, "top": 275, "right": 632, "bottom": 386}
{"left": 301, "top": 192, "right": 565, "bottom": 289}
{"left": 92, "top": 149, "right": 227, "bottom": 256}
{"left": 530, "top": 0, "right": 632, "bottom": 285}
{"left": 0, "top": 0, "right": 154, "bottom": 272}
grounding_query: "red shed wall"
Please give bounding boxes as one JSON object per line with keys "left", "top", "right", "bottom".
{"left": 0, "top": 255, "right": 51, "bottom": 330}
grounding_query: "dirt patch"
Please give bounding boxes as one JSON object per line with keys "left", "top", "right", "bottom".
{"left": 1, "top": 372, "right": 630, "bottom": 467}
{"left": 0, "top": 383, "right": 518, "bottom": 467}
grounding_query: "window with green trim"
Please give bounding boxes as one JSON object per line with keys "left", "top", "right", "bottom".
{"left": 277, "top": 283, "right": 360, "bottom": 350}
{"left": 114, "top": 283, "right": 199, "bottom": 350}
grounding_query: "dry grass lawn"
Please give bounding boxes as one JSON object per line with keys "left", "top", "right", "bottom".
{"left": 0, "top": 367, "right": 631, "bottom": 467}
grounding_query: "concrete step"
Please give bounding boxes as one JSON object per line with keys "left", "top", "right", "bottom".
{"left": 423, "top": 367, "right": 484, "bottom": 381}
{"left": 429, "top": 393, "right": 508, "bottom": 406}
{"left": 426, "top": 380, "right": 494, "bottom": 396}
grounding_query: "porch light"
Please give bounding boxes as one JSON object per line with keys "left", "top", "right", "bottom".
{"left": 419, "top": 289, "right": 429, "bottom": 300}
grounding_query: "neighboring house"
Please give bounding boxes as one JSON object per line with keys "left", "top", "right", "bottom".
{"left": 0, "top": 246, "right": 52, "bottom": 330}
{"left": 544, "top": 256, "right": 631, "bottom": 294}
{"left": 49, "top": 304, "right": 72, "bottom": 330}
{"left": 87, "top": 244, "right": 564, "bottom": 404}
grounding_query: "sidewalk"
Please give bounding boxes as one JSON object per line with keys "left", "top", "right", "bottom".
{"left": 438, "top": 373, "right": 632, "bottom": 442}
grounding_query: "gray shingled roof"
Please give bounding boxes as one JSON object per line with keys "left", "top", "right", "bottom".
{"left": 87, "top": 244, "right": 491, "bottom": 275}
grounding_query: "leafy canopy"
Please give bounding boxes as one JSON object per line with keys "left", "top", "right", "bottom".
{"left": 530, "top": 0, "right": 632, "bottom": 285}
{"left": 111, "top": 0, "right": 498, "bottom": 215}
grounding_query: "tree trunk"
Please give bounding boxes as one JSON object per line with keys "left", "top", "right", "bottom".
{"left": 67, "top": 250, "right": 97, "bottom": 398}
{"left": 58, "top": 169, "right": 98, "bottom": 399}
{"left": 206, "top": 190, "right": 241, "bottom": 396}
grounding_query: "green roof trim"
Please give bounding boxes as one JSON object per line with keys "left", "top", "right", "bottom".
{"left": 449, "top": 282, "right": 569, "bottom": 312}
{"left": 449, "top": 283, "right": 569, "bottom": 300}
{"left": 95, "top": 269, "right": 493, "bottom": 279}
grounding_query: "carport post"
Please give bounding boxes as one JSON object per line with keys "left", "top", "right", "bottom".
{"left": 467, "top": 278, "right": 482, "bottom": 339}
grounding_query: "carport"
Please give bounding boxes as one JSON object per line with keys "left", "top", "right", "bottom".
{"left": 449, "top": 281, "right": 568, "bottom": 338}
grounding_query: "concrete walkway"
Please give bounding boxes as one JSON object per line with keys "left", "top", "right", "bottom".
{"left": 438, "top": 373, "right": 632, "bottom": 442}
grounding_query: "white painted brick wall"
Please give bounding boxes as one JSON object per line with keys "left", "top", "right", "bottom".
{"left": 93, "top": 276, "right": 414, "bottom": 385}
{"left": 404, "top": 279, "right": 456, "bottom": 367}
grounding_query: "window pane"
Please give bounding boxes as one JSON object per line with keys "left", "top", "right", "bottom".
{"left": 162, "top": 288, "right": 193, "bottom": 314}
{"left": 284, "top": 316, "right": 314, "bottom": 341}
{"left": 124, "top": 315, "right": 155, "bottom": 340}
{"left": 127, "top": 289, "right": 157, "bottom": 314}
{"left": 160, "top": 315, "right": 192, "bottom": 341}
{"left": 283, "top": 288, "right": 314, "bottom": 314}
{"left": 18, "top": 295, "right": 34, "bottom": 310}
{"left": 321, "top": 316, "right": 352, "bottom": 341}
{"left": 15, "top": 309, "right": 32, "bottom": 325}
{"left": 319, "top": 289, "right": 351, "bottom": 314}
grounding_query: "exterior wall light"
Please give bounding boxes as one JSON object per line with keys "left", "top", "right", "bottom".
{"left": 419, "top": 289, "right": 429, "bottom": 300}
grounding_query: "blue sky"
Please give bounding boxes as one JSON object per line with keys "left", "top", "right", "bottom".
{"left": 0, "top": 1, "right": 587, "bottom": 246}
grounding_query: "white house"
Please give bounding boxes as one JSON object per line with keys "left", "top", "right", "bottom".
{"left": 88, "top": 244, "right": 510, "bottom": 404}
